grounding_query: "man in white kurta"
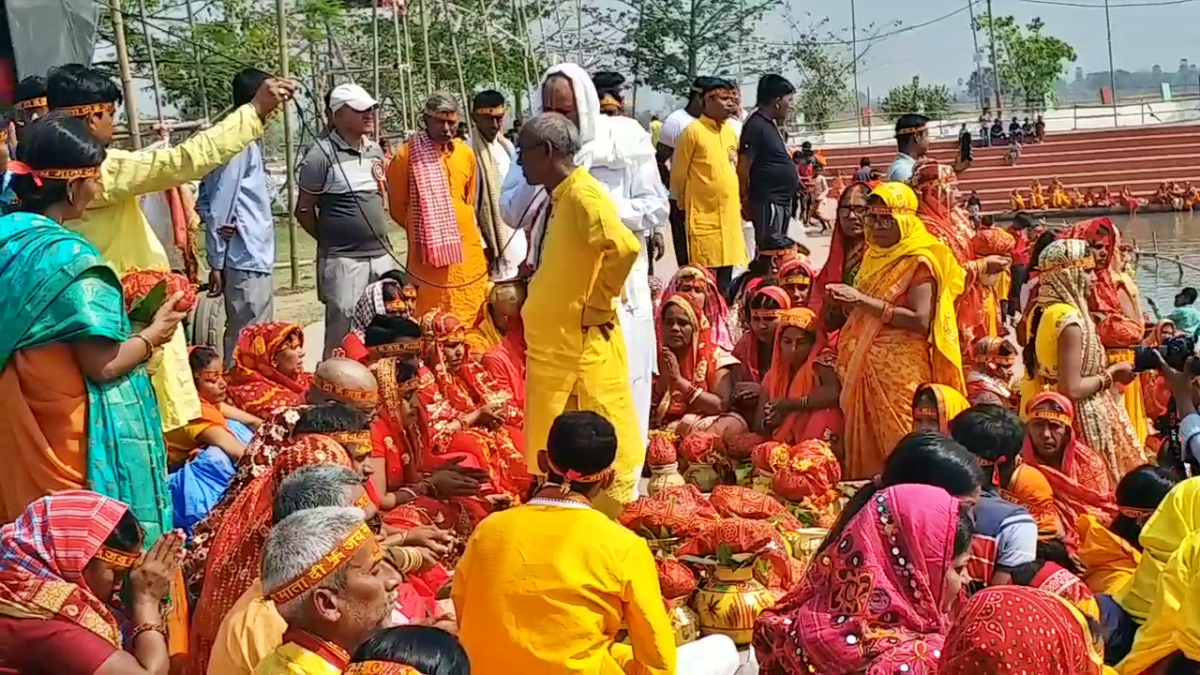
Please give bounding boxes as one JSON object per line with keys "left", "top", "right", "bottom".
{"left": 471, "top": 90, "right": 526, "bottom": 281}
{"left": 501, "top": 63, "right": 668, "bottom": 482}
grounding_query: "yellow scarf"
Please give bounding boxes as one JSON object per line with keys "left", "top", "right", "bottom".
{"left": 1120, "top": 477, "right": 1200, "bottom": 621}
{"left": 1118, "top": 530, "right": 1200, "bottom": 674}
{"left": 856, "top": 182, "right": 967, "bottom": 393}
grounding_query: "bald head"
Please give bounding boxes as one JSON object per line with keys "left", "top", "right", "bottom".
{"left": 311, "top": 357, "right": 379, "bottom": 412}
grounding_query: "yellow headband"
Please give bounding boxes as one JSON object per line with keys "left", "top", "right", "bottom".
{"left": 868, "top": 205, "right": 916, "bottom": 216}
{"left": 599, "top": 93, "right": 622, "bottom": 108}
{"left": 16, "top": 96, "right": 47, "bottom": 110}
{"left": 57, "top": 102, "right": 116, "bottom": 117}
{"left": 266, "top": 523, "right": 379, "bottom": 603}
{"left": 896, "top": 125, "right": 926, "bottom": 137}
{"left": 384, "top": 299, "right": 407, "bottom": 313}
{"left": 345, "top": 663, "right": 424, "bottom": 675}
{"left": 782, "top": 275, "right": 812, "bottom": 287}
{"left": 426, "top": 110, "right": 460, "bottom": 123}
{"left": 1041, "top": 256, "right": 1095, "bottom": 274}
{"left": 312, "top": 375, "right": 379, "bottom": 405}
{"left": 328, "top": 430, "right": 372, "bottom": 447}
{"left": 913, "top": 406, "right": 939, "bottom": 418}
{"left": 751, "top": 309, "right": 784, "bottom": 318}
{"left": 353, "top": 492, "right": 372, "bottom": 511}
{"left": 473, "top": 105, "right": 506, "bottom": 117}
{"left": 1118, "top": 506, "right": 1155, "bottom": 519}
{"left": 1029, "top": 410, "right": 1073, "bottom": 427}
{"left": 546, "top": 457, "right": 614, "bottom": 494}
{"left": 367, "top": 340, "right": 422, "bottom": 359}
{"left": 95, "top": 546, "right": 138, "bottom": 570}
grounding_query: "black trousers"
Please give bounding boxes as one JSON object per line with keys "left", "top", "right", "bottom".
{"left": 749, "top": 200, "right": 791, "bottom": 250}
{"left": 669, "top": 199, "right": 690, "bottom": 267}
{"left": 713, "top": 266, "right": 733, "bottom": 296}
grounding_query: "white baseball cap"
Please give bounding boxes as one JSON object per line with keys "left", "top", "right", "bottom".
{"left": 329, "top": 83, "right": 378, "bottom": 113}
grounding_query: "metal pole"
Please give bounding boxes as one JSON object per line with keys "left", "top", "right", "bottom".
{"left": 575, "top": 0, "right": 583, "bottom": 64}
{"left": 439, "top": 0, "right": 470, "bottom": 115}
{"left": 372, "top": 0, "right": 381, "bottom": 135}
{"left": 135, "top": 0, "right": 165, "bottom": 127}
{"left": 182, "top": 0, "right": 210, "bottom": 121}
{"left": 851, "top": 0, "right": 860, "bottom": 143}
{"left": 391, "top": 4, "right": 409, "bottom": 129}
{"left": 986, "top": 0, "right": 1002, "bottom": 117}
{"left": 109, "top": 0, "right": 142, "bottom": 149}
{"left": 402, "top": 8, "right": 418, "bottom": 124}
{"left": 1104, "top": 0, "right": 1119, "bottom": 125}
{"left": 967, "top": 0, "right": 984, "bottom": 112}
{"left": 419, "top": 0, "right": 433, "bottom": 93}
{"left": 275, "top": 0, "right": 299, "bottom": 289}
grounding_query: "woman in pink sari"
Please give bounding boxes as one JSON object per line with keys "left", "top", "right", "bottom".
{"left": 754, "top": 484, "right": 973, "bottom": 674}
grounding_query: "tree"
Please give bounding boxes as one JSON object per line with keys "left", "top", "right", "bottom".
{"left": 878, "top": 75, "right": 951, "bottom": 122}
{"left": 587, "top": 0, "right": 784, "bottom": 99}
{"left": 971, "top": 13, "right": 1076, "bottom": 113}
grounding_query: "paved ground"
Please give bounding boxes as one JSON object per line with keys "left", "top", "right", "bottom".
{"left": 302, "top": 220, "right": 830, "bottom": 371}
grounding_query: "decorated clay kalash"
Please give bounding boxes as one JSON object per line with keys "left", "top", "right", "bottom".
{"left": 656, "top": 557, "right": 701, "bottom": 646}
{"left": 121, "top": 269, "right": 198, "bottom": 373}
{"left": 677, "top": 431, "right": 723, "bottom": 492}
{"left": 619, "top": 485, "right": 720, "bottom": 556}
{"left": 645, "top": 430, "right": 685, "bottom": 496}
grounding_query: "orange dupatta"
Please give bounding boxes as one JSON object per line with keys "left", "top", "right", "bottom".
{"left": 760, "top": 308, "right": 842, "bottom": 445}
{"left": 655, "top": 293, "right": 719, "bottom": 424}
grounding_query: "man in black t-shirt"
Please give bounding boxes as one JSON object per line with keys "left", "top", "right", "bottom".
{"left": 738, "top": 74, "right": 798, "bottom": 249}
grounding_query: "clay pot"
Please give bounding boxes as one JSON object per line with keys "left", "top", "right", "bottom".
{"left": 780, "top": 527, "right": 829, "bottom": 566}
{"left": 749, "top": 469, "right": 774, "bottom": 495}
{"left": 666, "top": 596, "right": 701, "bottom": 646}
{"left": 683, "top": 461, "right": 720, "bottom": 492}
{"left": 647, "top": 462, "right": 686, "bottom": 496}
{"left": 693, "top": 564, "right": 777, "bottom": 646}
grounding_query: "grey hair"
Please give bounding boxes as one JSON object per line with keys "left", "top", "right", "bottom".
{"left": 262, "top": 506, "right": 365, "bottom": 623}
{"left": 273, "top": 464, "right": 363, "bottom": 525}
{"left": 518, "top": 112, "right": 580, "bottom": 159}
{"left": 424, "top": 91, "right": 460, "bottom": 115}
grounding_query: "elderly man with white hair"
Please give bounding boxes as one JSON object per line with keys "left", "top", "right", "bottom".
{"left": 514, "top": 112, "right": 643, "bottom": 517}
{"left": 254, "top": 506, "right": 400, "bottom": 675}
{"left": 501, "top": 65, "right": 668, "bottom": 503}
{"left": 387, "top": 91, "right": 489, "bottom": 320}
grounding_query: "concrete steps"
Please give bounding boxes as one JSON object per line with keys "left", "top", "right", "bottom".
{"left": 816, "top": 123, "right": 1200, "bottom": 213}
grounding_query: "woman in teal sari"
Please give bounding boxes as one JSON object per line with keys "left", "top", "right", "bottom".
{"left": 0, "top": 113, "right": 187, "bottom": 546}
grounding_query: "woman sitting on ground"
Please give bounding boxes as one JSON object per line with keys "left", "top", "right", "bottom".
{"left": 1078, "top": 464, "right": 1177, "bottom": 597}
{"left": 911, "top": 382, "right": 970, "bottom": 434}
{"left": 0, "top": 491, "right": 185, "bottom": 675}
{"left": 1022, "top": 391, "right": 1118, "bottom": 545}
{"left": 167, "top": 346, "right": 261, "bottom": 465}
{"left": 966, "top": 336, "right": 1020, "bottom": 408}
{"left": 224, "top": 321, "right": 311, "bottom": 418}
{"left": 758, "top": 307, "right": 842, "bottom": 447}
{"left": 777, "top": 257, "right": 816, "bottom": 309}
{"left": 348, "top": 626, "right": 470, "bottom": 675}
{"left": 730, "top": 284, "right": 790, "bottom": 416}
{"left": 755, "top": 484, "right": 974, "bottom": 674}
{"left": 651, "top": 293, "right": 746, "bottom": 446}
{"left": 454, "top": 411, "right": 741, "bottom": 675}
{"left": 339, "top": 272, "right": 414, "bottom": 362}
{"left": 667, "top": 263, "right": 733, "bottom": 351}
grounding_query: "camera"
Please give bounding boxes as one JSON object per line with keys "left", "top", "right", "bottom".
{"left": 1133, "top": 333, "right": 1200, "bottom": 375}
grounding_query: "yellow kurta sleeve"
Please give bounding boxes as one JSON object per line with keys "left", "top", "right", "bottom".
{"left": 669, "top": 128, "right": 695, "bottom": 204}
{"left": 386, "top": 144, "right": 412, "bottom": 229}
{"left": 96, "top": 105, "right": 265, "bottom": 206}
{"left": 581, "top": 189, "right": 641, "bottom": 327}
{"left": 1118, "top": 532, "right": 1200, "bottom": 674}
{"left": 615, "top": 541, "right": 676, "bottom": 675}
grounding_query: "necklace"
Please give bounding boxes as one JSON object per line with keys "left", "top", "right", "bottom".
{"left": 528, "top": 487, "right": 592, "bottom": 509}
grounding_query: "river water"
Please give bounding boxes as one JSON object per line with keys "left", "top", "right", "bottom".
{"left": 1077, "top": 212, "right": 1200, "bottom": 314}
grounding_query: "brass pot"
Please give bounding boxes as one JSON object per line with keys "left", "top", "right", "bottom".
{"left": 647, "top": 537, "right": 685, "bottom": 557}
{"left": 749, "top": 469, "right": 774, "bottom": 495}
{"left": 647, "top": 463, "right": 686, "bottom": 496}
{"left": 666, "top": 596, "right": 701, "bottom": 646}
{"left": 693, "top": 564, "right": 777, "bottom": 646}
{"left": 781, "top": 528, "right": 829, "bottom": 566}
{"left": 683, "top": 461, "right": 720, "bottom": 492}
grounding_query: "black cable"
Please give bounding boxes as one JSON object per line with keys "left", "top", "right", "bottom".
{"left": 93, "top": 0, "right": 522, "bottom": 290}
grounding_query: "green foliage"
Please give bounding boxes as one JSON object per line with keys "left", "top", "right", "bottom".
{"left": 878, "top": 75, "right": 951, "bottom": 122}
{"left": 971, "top": 14, "right": 1077, "bottom": 112}
{"left": 588, "top": 0, "right": 784, "bottom": 99}
{"left": 783, "top": 17, "right": 852, "bottom": 131}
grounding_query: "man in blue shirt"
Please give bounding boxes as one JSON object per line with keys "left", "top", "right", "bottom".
{"left": 198, "top": 68, "right": 277, "bottom": 364}
{"left": 885, "top": 113, "right": 930, "bottom": 183}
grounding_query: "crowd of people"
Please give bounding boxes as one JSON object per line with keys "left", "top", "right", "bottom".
{"left": 1008, "top": 179, "right": 1192, "bottom": 216}
{"left": 2, "top": 55, "right": 1200, "bottom": 675}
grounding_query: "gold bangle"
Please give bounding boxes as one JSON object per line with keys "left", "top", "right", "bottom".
{"left": 1099, "top": 371, "right": 1114, "bottom": 390}
{"left": 130, "top": 333, "right": 155, "bottom": 361}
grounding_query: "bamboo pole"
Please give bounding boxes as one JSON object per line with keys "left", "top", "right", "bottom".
{"left": 182, "top": 0, "right": 210, "bottom": 121}
{"left": 275, "top": 0, "right": 299, "bottom": 289}
{"left": 402, "top": 6, "right": 418, "bottom": 125}
{"left": 390, "top": 4, "right": 409, "bottom": 129}
{"left": 109, "top": 0, "right": 143, "bottom": 148}
{"left": 419, "top": 0, "right": 433, "bottom": 93}
{"left": 440, "top": 0, "right": 470, "bottom": 113}
{"left": 135, "top": 0, "right": 166, "bottom": 127}
{"left": 482, "top": 0, "right": 499, "bottom": 87}
{"left": 371, "top": 0, "right": 381, "bottom": 133}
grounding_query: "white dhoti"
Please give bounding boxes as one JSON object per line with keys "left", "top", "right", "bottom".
{"left": 619, "top": 247, "right": 656, "bottom": 500}
{"left": 678, "top": 635, "right": 743, "bottom": 675}
{"left": 490, "top": 228, "right": 528, "bottom": 282}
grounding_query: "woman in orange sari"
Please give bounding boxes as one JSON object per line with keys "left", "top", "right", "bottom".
{"left": 831, "top": 182, "right": 966, "bottom": 480}
{"left": 965, "top": 335, "right": 1020, "bottom": 408}
{"left": 1141, "top": 319, "right": 1176, "bottom": 453}
{"left": 730, "top": 284, "right": 790, "bottom": 418}
{"left": 1023, "top": 391, "right": 1118, "bottom": 545}
{"left": 778, "top": 257, "right": 816, "bottom": 309}
{"left": 1078, "top": 463, "right": 1176, "bottom": 597}
{"left": 652, "top": 293, "right": 746, "bottom": 446}
{"left": 224, "top": 322, "right": 311, "bottom": 418}
{"left": 666, "top": 263, "right": 733, "bottom": 351}
{"left": 758, "top": 307, "right": 842, "bottom": 446}
{"left": 1070, "top": 217, "right": 1148, "bottom": 448}
{"left": 416, "top": 309, "right": 531, "bottom": 501}
{"left": 187, "top": 404, "right": 368, "bottom": 675}
{"left": 810, "top": 181, "right": 876, "bottom": 343}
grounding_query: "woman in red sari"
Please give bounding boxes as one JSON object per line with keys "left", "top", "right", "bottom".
{"left": 224, "top": 322, "right": 311, "bottom": 417}
{"left": 666, "top": 263, "right": 734, "bottom": 351}
{"left": 1023, "top": 391, "right": 1117, "bottom": 545}
{"left": 778, "top": 257, "right": 815, "bottom": 309}
{"left": 758, "top": 307, "right": 842, "bottom": 447}
{"left": 810, "top": 181, "right": 876, "bottom": 342}
{"left": 730, "top": 285, "right": 790, "bottom": 417}
{"left": 652, "top": 292, "right": 746, "bottom": 445}
{"left": 965, "top": 335, "right": 1020, "bottom": 408}
{"left": 416, "top": 310, "right": 531, "bottom": 502}
{"left": 1141, "top": 319, "right": 1176, "bottom": 453}
{"left": 188, "top": 406, "right": 369, "bottom": 675}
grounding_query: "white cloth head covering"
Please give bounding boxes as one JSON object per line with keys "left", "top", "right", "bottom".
{"left": 539, "top": 63, "right": 653, "bottom": 170}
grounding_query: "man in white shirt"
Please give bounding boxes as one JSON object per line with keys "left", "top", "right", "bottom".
{"left": 501, "top": 63, "right": 668, "bottom": 485}
{"left": 471, "top": 90, "right": 525, "bottom": 281}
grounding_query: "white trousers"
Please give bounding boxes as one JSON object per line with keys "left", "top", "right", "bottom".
{"left": 678, "top": 635, "right": 744, "bottom": 675}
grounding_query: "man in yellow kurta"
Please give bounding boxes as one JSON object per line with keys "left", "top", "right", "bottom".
{"left": 669, "top": 77, "right": 748, "bottom": 293}
{"left": 47, "top": 64, "right": 293, "bottom": 431}
{"left": 255, "top": 508, "right": 399, "bottom": 675}
{"left": 516, "top": 112, "right": 642, "bottom": 517}
{"left": 386, "top": 92, "right": 489, "bottom": 321}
